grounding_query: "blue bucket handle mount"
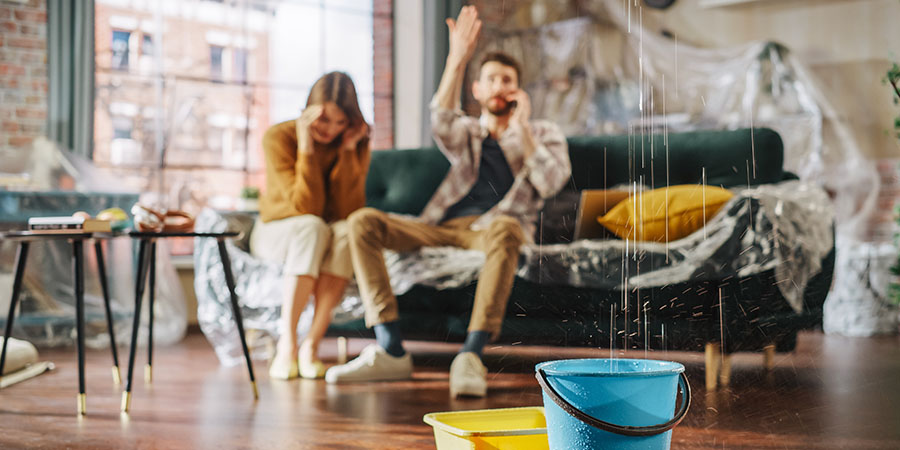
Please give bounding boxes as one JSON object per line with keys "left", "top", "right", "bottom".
{"left": 536, "top": 366, "right": 691, "bottom": 437}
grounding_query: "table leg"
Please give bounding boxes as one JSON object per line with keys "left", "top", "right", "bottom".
{"left": 122, "top": 239, "right": 151, "bottom": 413}
{"left": 146, "top": 241, "right": 156, "bottom": 384}
{"left": 0, "top": 242, "right": 29, "bottom": 385}
{"left": 94, "top": 240, "right": 121, "bottom": 385}
{"left": 73, "top": 240, "right": 86, "bottom": 415}
{"left": 216, "top": 239, "right": 258, "bottom": 400}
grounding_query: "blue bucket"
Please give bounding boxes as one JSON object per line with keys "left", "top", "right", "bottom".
{"left": 536, "top": 359, "right": 690, "bottom": 450}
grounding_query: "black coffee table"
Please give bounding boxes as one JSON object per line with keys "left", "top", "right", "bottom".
{"left": 121, "top": 231, "right": 257, "bottom": 413}
{"left": 0, "top": 231, "right": 123, "bottom": 415}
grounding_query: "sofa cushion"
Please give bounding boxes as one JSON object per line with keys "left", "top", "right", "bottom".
{"left": 598, "top": 184, "right": 733, "bottom": 242}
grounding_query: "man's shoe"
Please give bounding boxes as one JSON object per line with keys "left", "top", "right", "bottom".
{"left": 325, "top": 344, "right": 412, "bottom": 383}
{"left": 268, "top": 351, "right": 299, "bottom": 380}
{"left": 449, "top": 352, "right": 487, "bottom": 397}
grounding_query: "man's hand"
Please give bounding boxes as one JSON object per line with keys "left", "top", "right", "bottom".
{"left": 506, "top": 89, "right": 535, "bottom": 159}
{"left": 506, "top": 89, "right": 532, "bottom": 127}
{"left": 295, "top": 104, "right": 323, "bottom": 155}
{"left": 341, "top": 121, "right": 369, "bottom": 152}
{"left": 446, "top": 6, "right": 482, "bottom": 67}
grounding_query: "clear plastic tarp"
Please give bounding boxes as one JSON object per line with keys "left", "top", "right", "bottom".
{"left": 469, "top": 3, "right": 875, "bottom": 334}
{"left": 195, "top": 179, "right": 831, "bottom": 365}
{"left": 0, "top": 138, "right": 186, "bottom": 349}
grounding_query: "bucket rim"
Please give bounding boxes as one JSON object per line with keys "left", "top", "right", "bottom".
{"left": 535, "top": 358, "right": 685, "bottom": 377}
{"left": 423, "top": 406, "right": 548, "bottom": 437}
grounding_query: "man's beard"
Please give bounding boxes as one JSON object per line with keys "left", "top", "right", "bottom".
{"left": 485, "top": 97, "right": 513, "bottom": 116}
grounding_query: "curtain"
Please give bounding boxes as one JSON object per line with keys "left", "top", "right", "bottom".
{"left": 47, "top": 0, "right": 94, "bottom": 159}
{"left": 421, "top": 0, "right": 464, "bottom": 146}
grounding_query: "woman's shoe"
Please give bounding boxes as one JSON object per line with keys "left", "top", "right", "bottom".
{"left": 299, "top": 359, "right": 326, "bottom": 379}
{"left": 268, "top": 352, "right": 299, "bottom": 380}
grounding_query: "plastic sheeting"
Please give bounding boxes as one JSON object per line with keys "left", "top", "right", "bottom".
{"left": 195, "top": 180, "right": 831, "bottom": 365}
{"left": 0, "top": 139, "right": 187, "bottom": 349}
{"left": 473, "top": 5, "right": 875, "bottom": 243}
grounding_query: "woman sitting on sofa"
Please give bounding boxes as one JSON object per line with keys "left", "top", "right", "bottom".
{"left": 251, "top": 72, "right": 370, "bottom": 379}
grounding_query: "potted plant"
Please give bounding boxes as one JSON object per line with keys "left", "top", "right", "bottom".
{"left": 237, "top": 186, "right": 260, "bottom": 212}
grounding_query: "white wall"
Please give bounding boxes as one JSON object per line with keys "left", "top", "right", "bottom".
{"left": 393, "top": 0, "right": 424, "bottom": 148}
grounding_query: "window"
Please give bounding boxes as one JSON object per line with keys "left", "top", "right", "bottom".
{"left": 210, "top": 45, "right": 224, "bottom": 82}
{"left": 233, "top": 48, "right": 248, "bottom": 83}
{"left": 141, "top": 34, "right": 153, "bottom": 56}
{"left": 112, "top": 116, "right": 133, "bottom": 139}
{"left": 93, "top": 0, "right": 375, "bottom": 225}
{"left": 111, "top": 30, "right": 130, "bottom": 70}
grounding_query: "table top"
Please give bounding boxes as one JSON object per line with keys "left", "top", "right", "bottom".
{"left": 1, "top": 230, "right": 241, "bottom": 241}
{"left": 0, "top": 230, "right": 97, "bottom": 241}
{"left": 128, "top": 231, "right": 240, "bottom": 238}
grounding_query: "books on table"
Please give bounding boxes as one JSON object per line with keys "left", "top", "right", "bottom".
{"left": 27, "top": 216, "right": 112, "bottom": 233}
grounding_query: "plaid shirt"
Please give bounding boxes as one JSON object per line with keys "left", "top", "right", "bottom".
{"left": 420, "top": 102, "right": 571, "bottom": 241}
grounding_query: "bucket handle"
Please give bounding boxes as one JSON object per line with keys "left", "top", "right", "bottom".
{"left": 536, "top": 367, "right": 691, "bottom": 437}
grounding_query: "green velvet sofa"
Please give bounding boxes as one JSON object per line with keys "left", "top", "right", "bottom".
{"left": 327, "top": 127, "right": 835, "bottom": 388}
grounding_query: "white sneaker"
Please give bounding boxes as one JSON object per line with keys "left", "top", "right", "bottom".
{"left": 325, "top": 344, "right": 412, "bottom": 383}
{"left": 449, "top": 352, "right": 487, "bottom": 397}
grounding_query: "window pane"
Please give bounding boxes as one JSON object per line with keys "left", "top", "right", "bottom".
{"left": 111, "top": 30, "right": 130, "bottom": 70}
{"left": 94, "top": 0, "right": 375, "bottom": 220}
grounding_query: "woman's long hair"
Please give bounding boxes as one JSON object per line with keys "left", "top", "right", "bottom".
{"left": 306, "top": 72, "right": 367, "bottom": 145}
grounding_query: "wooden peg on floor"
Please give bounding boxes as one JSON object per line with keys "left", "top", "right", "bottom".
{"left": 763, "top": 344, "right": 776, "bottom": 370}
{"left": 705, "top": 342, "right": 721, "bottom": 391}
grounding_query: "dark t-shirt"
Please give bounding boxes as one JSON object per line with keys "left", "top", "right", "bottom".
{"left": 442, "top": 137, "right": 515, "bottom": 222}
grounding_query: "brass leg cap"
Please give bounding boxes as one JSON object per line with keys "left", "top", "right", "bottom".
{"left": 251, "top": 381, "right": 259, "bottom": 400}
{"left": 112, "top": 366, "right": 121, "bottom": 385}
{"left": 77, "top": 393, "right": 86, "bottom": 416}
{"left": 144, "top": 365, "right": 152, "bottom": 384}
{"left": 121, "top": 391, "right": 132, "bottom": 412}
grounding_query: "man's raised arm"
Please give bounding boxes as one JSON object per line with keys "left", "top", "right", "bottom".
{"left": 430, "top": 6, "right": 482, "bottom": 155}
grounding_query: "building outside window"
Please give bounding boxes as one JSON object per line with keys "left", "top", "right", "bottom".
{"left": 111, "top": 30, "right": 130, "bottom": 70}
{"left": 93, "top": 0, "right": 375, "bottom": 237}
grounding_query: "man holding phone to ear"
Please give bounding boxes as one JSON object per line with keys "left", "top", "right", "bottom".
{"left": 326, "top": 5, "right": 570, "bottom": 397}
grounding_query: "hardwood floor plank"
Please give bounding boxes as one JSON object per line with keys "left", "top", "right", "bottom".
{"left": 0, "top": 331, "right": 898, "bottom": 449}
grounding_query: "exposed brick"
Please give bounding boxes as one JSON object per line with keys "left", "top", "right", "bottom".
{"left": 2, "top": 121, "right": 18, "bottom": 132}
{"left": 8, "top": 135, "right": 34, "bottom": 147}
{"left": 29, "top": 65, "right": 45, "bottom": 77}
{"left": 13, "top": 9, "right": 46, "bottom": 23}
{"left": 0, "top": 63, "right": 26, "bottom": 76}
{"left": 0, "top": 77, "right": 20, "bottom": 89}
{"left": 15, "top": 107, "right": 45, "bottom": 119}
{"left": 7, "top": 37, "right": 45, "bottom": 50}
{"left": 20, "top": 51, "right": 45, "bottom": 64}
{"left": 19, "top": 121, "right": 43, "bottom": 134}
{"left": 0, "top": 21, "right": 15, "bottom": 33}
{"left": 0, "top": 9, "right": 9, "bottom": 21}
{"left": 25, "top": 94, "right": 42, "bottom": 104}
{"left": 19, "top": 24, "right": 45, "bottom": 37}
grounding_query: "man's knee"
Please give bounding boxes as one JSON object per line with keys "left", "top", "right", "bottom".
{"left": 348, "top": 207, "right": 387, "bottom": 241}
{"left": 486, "top": 215, "right": 524, "bottom": 247}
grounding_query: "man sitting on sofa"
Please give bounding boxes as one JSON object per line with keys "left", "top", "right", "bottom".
{"left": 324, "top": 5, "right": 571, "bottom": 397}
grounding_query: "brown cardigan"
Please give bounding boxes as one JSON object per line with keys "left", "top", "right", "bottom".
{"left": 259, "top": 120, "right": 370, "bottom": 223}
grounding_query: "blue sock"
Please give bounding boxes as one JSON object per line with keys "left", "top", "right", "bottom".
{"left": 460, "top": 330, "right": 491, "bottom": 357}
{"left": 374, "top": 321, "right": 405, "bottom": 357}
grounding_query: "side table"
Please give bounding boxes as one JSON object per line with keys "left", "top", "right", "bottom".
{"left": 121, "top": 231, "right": 257, "bottom": 413}
{"left": 0, "top": 231, "right": 123, "bottom": 415}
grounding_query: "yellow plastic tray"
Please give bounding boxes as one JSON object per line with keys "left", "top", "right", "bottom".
{"left": 423, "top": 406, "right": 549, "bottom": 450}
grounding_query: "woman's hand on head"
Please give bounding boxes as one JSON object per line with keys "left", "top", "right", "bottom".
{"left": 341, "top": 121, "right": 369, "bottom": 151}
{"left": 296, "top": 104, "right": 324, "bottom": 154}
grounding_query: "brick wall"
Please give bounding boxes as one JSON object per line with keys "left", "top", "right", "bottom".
{"left": 372, "top": 0, "right": 392, "bottom": 150}
{"left": 0, "top": 0, "right": 47, "bottom": 152}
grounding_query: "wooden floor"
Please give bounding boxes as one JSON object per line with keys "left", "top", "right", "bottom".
{"left": 1, "top": 330, "right": 899, "bottom": 449}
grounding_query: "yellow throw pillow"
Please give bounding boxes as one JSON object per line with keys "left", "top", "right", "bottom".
{"left": 597, "top": 185, "right": 734, "bottom": 242}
